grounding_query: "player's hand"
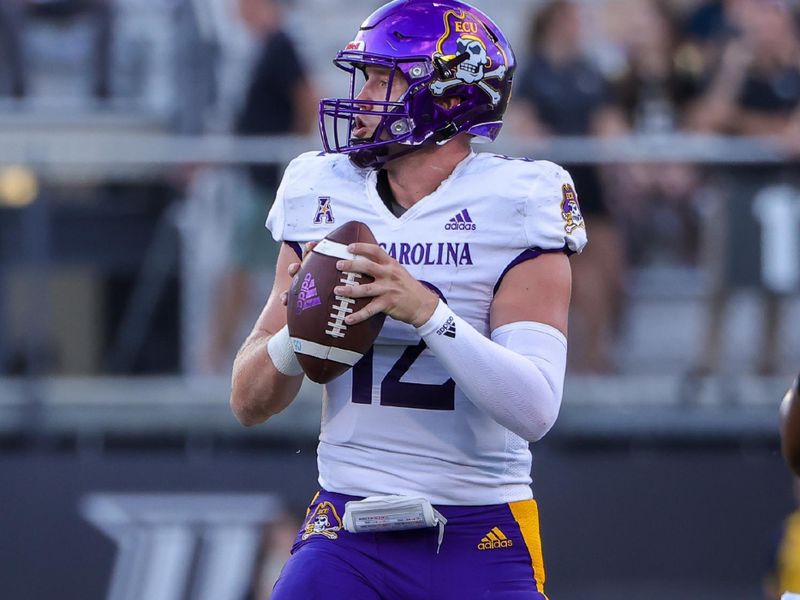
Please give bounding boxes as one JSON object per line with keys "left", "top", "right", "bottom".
{"left": 333, "top": 243, "right": 439, "bottom": 327}
{"left": 282, "top": 241, "right": 318, "bottom": 306}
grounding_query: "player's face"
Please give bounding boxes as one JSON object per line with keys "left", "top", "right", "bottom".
{"left": 352, "top": 66, "right": 409, "bottom": 141}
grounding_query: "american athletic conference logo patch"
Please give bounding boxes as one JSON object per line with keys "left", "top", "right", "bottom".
{"left": 302, "top": 501, "right": 343, "bottom": 540}
{"left": 561, "top": 183, "right": 584, "bottom": 234}
{"left": 313, "top": 196, "right": 335, "bottom": 225}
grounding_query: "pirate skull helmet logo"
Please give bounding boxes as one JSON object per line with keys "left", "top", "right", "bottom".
{"left": 455, "top": 35, "right": 489, "bottom": 83}
{"left": 430, "top": 10, "right": 508, "bottom": 106}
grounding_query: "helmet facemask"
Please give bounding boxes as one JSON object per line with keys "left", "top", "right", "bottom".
{"left": 319, "top": 52, "right": 436, "bottom": 169}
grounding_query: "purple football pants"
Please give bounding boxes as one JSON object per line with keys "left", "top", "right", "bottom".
{"left": 271, "top": 490, "right": 549, "bottom": 600}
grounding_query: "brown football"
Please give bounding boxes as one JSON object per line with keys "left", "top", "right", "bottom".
{"left": 287, "top": 221, "right": 386, "bottom": 384}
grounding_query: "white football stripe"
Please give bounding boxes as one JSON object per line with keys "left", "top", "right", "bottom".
{"left": 291, "top": 337, "right": 363, "bottom": 366}
{"left": 312, "top": 239, "right": 355, "bottom": 261}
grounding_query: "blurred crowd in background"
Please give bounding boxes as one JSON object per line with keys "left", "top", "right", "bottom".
{"left": 0, "top": 0, "right": 799, "bottom": 381}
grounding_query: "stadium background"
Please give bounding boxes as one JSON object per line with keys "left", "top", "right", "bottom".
{"left": 1, "top": 0, "right": 799, "bottom": 598}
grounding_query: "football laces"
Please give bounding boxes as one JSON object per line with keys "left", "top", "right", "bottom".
{"left": 326, "top": 272, "right": 361, "bottom": 338}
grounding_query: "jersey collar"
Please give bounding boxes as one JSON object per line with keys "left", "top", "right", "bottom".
{"left": 364, "top": 151, "right": 477, "bottom": 229}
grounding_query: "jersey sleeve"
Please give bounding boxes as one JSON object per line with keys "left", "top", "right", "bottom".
{"left": 524, "top": 161, "right": 588, "bottom": 254}
{"left": 265, "top": 150, "right": 321, "bottom": 243}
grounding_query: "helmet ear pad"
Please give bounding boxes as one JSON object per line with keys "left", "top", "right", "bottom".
{"left": 408, "top": 80, "right": 503, "bottom": 145}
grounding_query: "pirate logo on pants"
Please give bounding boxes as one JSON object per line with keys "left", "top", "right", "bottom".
{"left": 302, "top": 501, "right": 343, "bottom": 540}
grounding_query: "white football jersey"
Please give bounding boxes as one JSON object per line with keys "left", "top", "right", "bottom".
{"left": 266, "top": 150, "right": 587, "bottom": 505}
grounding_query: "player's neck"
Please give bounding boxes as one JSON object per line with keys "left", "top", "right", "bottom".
{"left": 384, "top": 137, "right": 471, "bottom": 209}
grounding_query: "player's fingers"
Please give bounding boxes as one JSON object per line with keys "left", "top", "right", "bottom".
{"left": 334, "top": 281, "right": 379, "bottom": 299}
{"left": 348, "top": 242, "right": 389, "bottom": 264}
{"left": 345, "top": 299, "right": 385, "bottom": 325}
{"left": 280, "top": 291, "right": 289, "bottom": 306}
{"left": 288, "top": 262, "right": 301, "bottom": 276}
{"left": 336, "top": 257, "right": 381, "bottom": 277}
{"left": 301, "top": 241, "right": 318, "bottom": 260}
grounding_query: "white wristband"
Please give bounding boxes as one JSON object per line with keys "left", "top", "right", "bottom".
{"left": 267, "top": 325, "right": 304, "bottom": 377}
{"left": 415, "top": 300, "right": 456, "bottom": 338}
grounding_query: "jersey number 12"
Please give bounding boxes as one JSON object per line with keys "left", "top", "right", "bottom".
{"left": 351, "top": 343, "right": 456, "bottom": 411}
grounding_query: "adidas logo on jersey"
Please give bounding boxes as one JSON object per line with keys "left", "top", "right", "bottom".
{"left": 445, "top": 209, "right": 477, "bottom": 231}
{"left": 436, "top": 316, "right": 456, "bottom": 339}
{"left": 477, "top": 527, "right": 513, "bottom": 550}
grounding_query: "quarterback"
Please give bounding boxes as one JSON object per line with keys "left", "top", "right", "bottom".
{"left": 230, "top": 1, "right": 587, "bottom": 598}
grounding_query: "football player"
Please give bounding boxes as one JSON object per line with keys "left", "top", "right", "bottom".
{"left": 230, "top": 1, "right": 587, "bottom": 598}
{"left": 782, "top": 375, "right": 800, "bottom": 476}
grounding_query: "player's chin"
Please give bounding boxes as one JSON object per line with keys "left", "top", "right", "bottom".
{"left": 350, "top": 133, "right": 401, "bottom": 148}
{"left": 350, "top": 129, "right": 374, "bottom": 144}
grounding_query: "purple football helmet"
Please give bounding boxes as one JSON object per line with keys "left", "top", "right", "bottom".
{"left": 319, "top": 0, "right": 516, "bottom": 169}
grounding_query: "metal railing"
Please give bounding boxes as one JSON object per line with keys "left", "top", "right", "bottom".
{"left": 0, "top": 132, "right": 792, "bottom": 167}
{"left": 0, "top": 374, "right": 787, "bottom": 443}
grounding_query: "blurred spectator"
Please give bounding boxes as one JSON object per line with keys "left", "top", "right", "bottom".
{"left": 616, "top": 1, "right": 701, "bottom": 134}
{"left": 684, "top": 0, "right": 739, "bottom": 44}
{"left": 610, "top": 0, "right": 705, "bottom": 266}
{"left": 0, "top": 2, "right": 26, "bottom": 97}
{"left": 234, "top": 0, "right": 317, "bottom": 190}
{"left": 687, "top": 0, "right": 800, "bottom": 376}
{"left": 206, "top": 0, "right": 317, "bottom": 372}
{"left": 688, "top": 0, "right": 800, "bottom": 135}
{"left": 0, "top": 0, "right": 113, "bottom": 100}
{"left": 511, "top": 0, "right": 627, "bottom": 373}
{"left": 679, "top": 0, "right": 748, "bottom": 81}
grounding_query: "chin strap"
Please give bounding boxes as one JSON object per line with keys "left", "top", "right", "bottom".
{"left": 349, "top": 140, "right": 428, "bottom": 169}
{"left": 347, "top": 92, "right": 490, "bottom": 168}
